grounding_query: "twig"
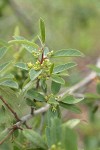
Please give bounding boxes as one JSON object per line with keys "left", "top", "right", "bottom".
{"left": 59, "top": 57, "right": 100, "bottom": 97}
{"left": 31, "top": 107, "right": 34, "bottom": 115}
{"left": 24, "top": 122, "right": 32, "bottom": 129}
{"left": 0, "top": 96, "right": 20, "bottom": 121}
{"left": 15, "top": 104, "right": 50, "bottom": 127}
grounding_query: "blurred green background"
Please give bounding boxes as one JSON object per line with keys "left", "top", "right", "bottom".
{"left": 0, "top": 0, "right": 100, "bottom": 54}
{"left": 0, "top": 0, "right": 100, "bottom": 150}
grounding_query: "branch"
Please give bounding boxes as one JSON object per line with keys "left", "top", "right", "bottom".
{"left": 15, "top": 104, "right": 49, "bottom": 127}
{"left": 0, "top": 96, "right": 20, "bottom": 121}
{"left": 59, "top": 57, "right": 100, "bottom": 97}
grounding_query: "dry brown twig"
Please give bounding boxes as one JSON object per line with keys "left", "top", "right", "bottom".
{"left": 0, "top": 96, "right": 20, "bottom": 121}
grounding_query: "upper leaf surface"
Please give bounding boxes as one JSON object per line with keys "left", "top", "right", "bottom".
{"left": 61, "top": 95, "right": 84, "bottom": 104}
{"left": 51, "top": 74, "right": 65, "bottom": 85}
{"left": 40, "top": 18, "right": 45, "bottom": 43}
{"left": 27, "top": 89, "right": 45, "bottom": 102}
{"left": 51, "top": 81, "right": 61, "bottom": 95}
{"left": 59, "top": 102, "right": 81, "bottom": 113}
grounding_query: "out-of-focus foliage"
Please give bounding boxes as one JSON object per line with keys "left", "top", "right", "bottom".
{"left": 0, "top": 0, "right": 100, "bottom": 54}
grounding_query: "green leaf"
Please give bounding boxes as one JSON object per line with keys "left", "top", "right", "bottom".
{"left": 41, "top": 79, "right": 47, "bottom": 93}
{"left": 0, "top": 47, "right": 8, "bottom": 59}
{"left": 63, "top": 119, "right": 80, "bottom": 128}
{"left": 0, "top": 61, "right": 11, "bottom": 72}
{"left": 13, "top": 36, "right": 25, "bottom": 40}
{"left": 40, "top": 18, "right": 45, "bottom": 43}
{"left": 96, "top": 82, "right": 100, "bottom": 95}
{"left": 23, "top": 129, "right": 47, "bottom": 149}
{"left": 51, "top": 81, "right": 61, "bottom": 95}
{"left": 0, "top": 105, "right": 6, "bottom": 122}
{"left": 51, "top": 74, "right": 65, "bottom": 85}
{"left": 61, "top": 95, "right": 84, "bottom": 104}
{"left": 13, "top": 146, "right": 20, "bottom": 150}
{"left": 84, "top": 93, "right": 100, "bottom": 103}
{"left": 27, "top": 89, "right": 45, "bottom": 102}
{"left": 53, "top": 62, "right": 77, "bottom": 73}
{"left": 29, "top": 69, "right": 42, "bottom": 81}
{"left": 44, "top": 47, "right": 49, "bottom": 57}
{"left": 47, "top": 107, "right": 61, "bottom": 127}
{"left": 62, "top": 127, "right": 78, "bottom": 150}
{"left": 0, "top": 80, "right": 18, "bottom": 89}
{"left": 8, "top": 39, "right": 39, "bottom": 49}
{"left": 26, "top": 98, "right": 36, "bottom": 107}
{"left": 45, "top": 117, "right": 62, "bottom": 148}
{"left": 13, "top": 130, "right": 19, "bottom": 138}
{"left": 23, "top": 44, "right": 37, "bottom": 53}
{"left": 48, "top": 97, "right": 59, "bottom": 105}
{"left": 1, "top": 74, "right": 14, "bottom": 79}
{"left": 89, "top": 65, "right": 100, "bottom": 73}
{"left": 0, "top": 86, "right": 18, "bottom": 102}
{"left": 0, "top": 40, "right": 8, "bottom": 47}
{"left": 85, "top": 93, "right": 100, "bottom": 99}
{"left": 53, "top": 49, "right": 84, "bottom": 57}
{"left": 50, "top": 63, "right": 54, "bottom": 74}
{"left": 59, "top": 102, "right": 81, "bottom": 113}
{"left": 15, "top": 62, "right": 28, "bottom": 70}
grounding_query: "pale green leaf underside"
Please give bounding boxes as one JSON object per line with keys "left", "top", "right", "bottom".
{"left": 53, "top": 49, "right": 84, "bottom": 57}
{"left": 44, "top": 47, "right": 49, "bottom": 57}
{"left": 0, "top": 47, "right": 8, "bottom": 59}
{"left": 0, "top": 80, "right": 18, "bottom": 89}
{"left": 0, "top": 61, "right": 11, "bottom": 72}
{"left": 53, "top": 62, "right": 77, "bottom": 73}
{"left": 0, "top": 74, "right": 14, "bottom": 83}
{"left": 23, "top": 44, "right": 37, "bottom": 53}
{"left": 29, "top": 69, "right": 42, "bottom": 81}
{"left": 12, "top": 36, "right": 38, "bottom": 52}
{"left": 8, "top": 39, "right": 39, "bottom": 49}
{"left": 15, "top": 62, "right": 28, "bottom": 70}
{"left": 0, "top": 74, "right": 14, "bottom": 79}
